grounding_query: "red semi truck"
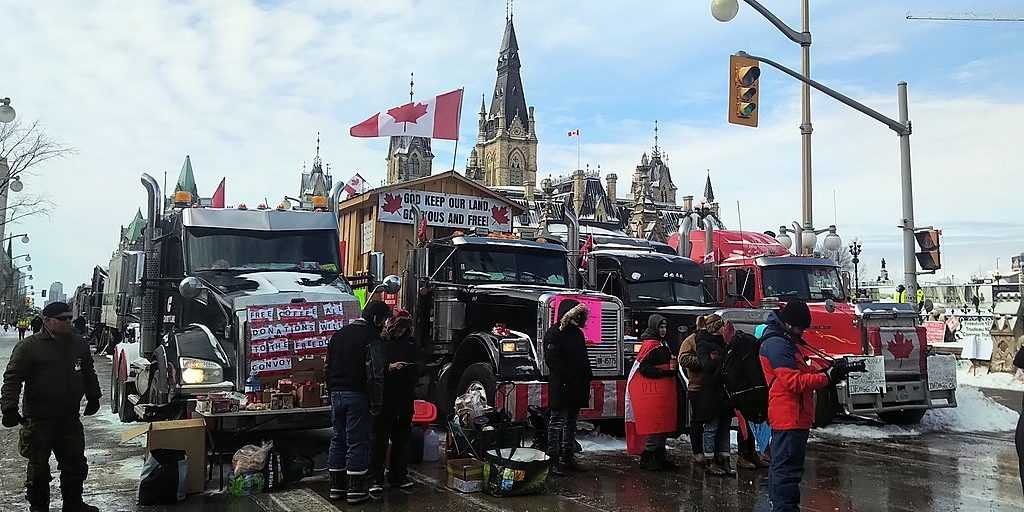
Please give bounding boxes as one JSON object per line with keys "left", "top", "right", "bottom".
{"left": 671, "top": 228, "right": 957, "bottom": 425}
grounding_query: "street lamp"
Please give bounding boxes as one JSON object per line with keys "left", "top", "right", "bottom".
{"left": 2, "top": 234, "right": 30, "bottom": 244}
{"left": 776, "top": 222, "right": 840, "bottom": 255}
{"left": 712, "top": 0, "right": 816, "bottom": 253}
{"left": 849, "top": 238, "right": 862, "bottom": 298}
{"left": 0, "top": 98, "right": 15, "bottom": 124}
{"left": 12, "top": 254, "right": 30, "bottom": 262}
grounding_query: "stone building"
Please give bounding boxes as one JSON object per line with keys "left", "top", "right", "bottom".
{"left": 300, "top": 137, "right": 333, "bottom": 201}
{"left": 386, "top": 136, "right": 433, "bottom": 185}
{"left": 465, "top": 15, "right": 539, "bottom": 199}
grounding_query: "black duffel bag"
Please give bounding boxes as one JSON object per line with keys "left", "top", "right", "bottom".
{"left": 138, "top": 449, "right": 188, "bottom": 505}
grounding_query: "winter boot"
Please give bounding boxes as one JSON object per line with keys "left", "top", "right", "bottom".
{"left": 639, "top": 451, "right": 663, "bottom": 471}
{"left": 549, "top": 458, "right": 568, "bottom": 477}
{"left": 692, "top": 452, "right": 707, "bottom": 464}
{"left": 755, "top": 453, "right": 770, "bottom": 468}
{"left": 368, "top": 477, "right": 384, "bottom": 499}
{"left": 389, "top": 475, "right": 415, "bottom": 489}
{"left": 737, "top": 452, "right": 757, "bottom": 469}
{"left": 60, "top": 480, "right": 99, "bottom": 512}
{"left": 347, "top": 471, "right": 371, "bottom": 505}
{"left": 329, "top": 470, "right": 347, "bottom": 500}
{"left": 716, "top": 454, "right": 736, "bottom": 476}
{"left": 561, "top": 454, "right": 588, "bottom": 473}
{"left": 704, "top": 457, "right": 726, "bottom": 476}
{"left": 26, "top": 486, "right": 48, "bottom": 512}
{"left": 654, "top": 448, "right": 678, "bottom": 471}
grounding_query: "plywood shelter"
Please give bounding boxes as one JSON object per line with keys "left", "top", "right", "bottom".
{"left": 337, "top": 171, "right": 524, "bottom": 290}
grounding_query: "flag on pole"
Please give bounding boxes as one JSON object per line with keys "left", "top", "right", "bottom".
{"left": 567, "top": 129, "right": 580, "bottom": 137}
{"left": 343, "top": 173, "right": 365, "bottom": 197}
{"left": 350, "top": 89, "right": 463, "bottom": 140}
{"left": 702, "top": 174, "right": 715, "bottom": 204}
{"left": 212, "top": 178, "right": 225, "bottom": 208}
{"left": 580, "top": 235, "right": 595, "bottom": 268}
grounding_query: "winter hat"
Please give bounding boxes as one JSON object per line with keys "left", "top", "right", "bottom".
{"left": 779, "top": 299, "right": 812, "bottom": 330}
{"left": 702, "top": 314, "right": 724, "bottom": 334}
{"left": 361, "top": 300, "right": 392, "bottom": 328}
{"left": 556, "top": 299, "right": 580, "bottom": 322}
{"left": 647, "top": 314, "right": 667, "bottom": 333}
{"left": 559, "top": 302, "right": 590, "bottom": 331}
{"left": 42, "top": 301, "right": 72, "bottom": 318}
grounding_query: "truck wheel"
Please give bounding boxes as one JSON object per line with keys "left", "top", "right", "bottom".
{"left": 110, "top": 359, "right": 120, "bottom": 414}
{"left": 813, "top": 387, "right": 839, "bottom": 428}
{"left": 877, "top": 409, "right": 927, "bottom": 425}
{"left": 118, "top": 371, "right": 139, "bottom": 423}
{"left": 457, "top": 363, "right": 496, "bottom": 407}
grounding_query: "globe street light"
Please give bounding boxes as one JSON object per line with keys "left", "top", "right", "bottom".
{"left": 13, "top": 254, "right": 30, "bottom": 262}
{"left": 0, "top": 98, "right": 15, "bottom": 124}
{"left": 849, "top": 238, "right": 863, "bottom": 298}
{"left": 712, "top": 0, "right": 816, "bottom": 253}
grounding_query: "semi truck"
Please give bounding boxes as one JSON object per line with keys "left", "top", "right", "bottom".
{"left": 109, "top": 174, "right": 364, "bottom": 430}
{"left": 406, "top": 208, "right": 628, "bottom": 422}
{"left": 671, "top": 225, "right": 957, "bottom": 425}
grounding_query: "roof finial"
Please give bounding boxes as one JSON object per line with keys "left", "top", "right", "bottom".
{"left": 409, "top": 72, "right": 415, "bottom": 103}
{"left": 316, "top": 132, "right": 320, "bottom": 159}
{"left": 654, "top": 120, "right": 659, "bottom": 154}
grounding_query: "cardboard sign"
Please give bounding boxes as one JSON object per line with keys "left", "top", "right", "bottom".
{"left": 845, "top": 355, "right": 886, "bottom": 395}
{"left": 923, "top": 321, "right": 946, "bottom": 345}
{"left": 927, "top": 354, "right": 957, "bottom": 391}
{"left": 550, "top": 295, "right": 603, "bottom": 344}
{"left": 377, "top": 188, "right": 513, "bottom": 231}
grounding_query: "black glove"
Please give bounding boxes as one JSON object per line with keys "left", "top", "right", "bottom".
{"left": 1, "top": 409, "right": 22, "bottom": 428}
{"left": 826, "top": 359, "right": 854, "bottom": 384}
{"left": 84, "top": 399, "right": 100, "bottom": 416}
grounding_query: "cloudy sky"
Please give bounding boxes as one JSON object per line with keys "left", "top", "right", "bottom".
{"left": 4, "top": 0, "right": 1023, "bottom": 299}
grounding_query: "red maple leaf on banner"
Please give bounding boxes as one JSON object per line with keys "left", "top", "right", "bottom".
{"left": 382, "top": 193, "right": 403, "bottom": 213}
{"left": 387, "top": 102, "right": 429, "bottom": 124}
{"left": 491, "top": 205, "right": 510, "bottom": 225}
{"left": 887, "top": 331, "right": 914, "bottom": 362}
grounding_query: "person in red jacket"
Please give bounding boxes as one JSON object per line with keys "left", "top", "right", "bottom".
{"left": 758, "top": 300, "right": 852, "bottom": 512}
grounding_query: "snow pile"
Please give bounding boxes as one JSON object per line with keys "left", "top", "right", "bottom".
{"left": 956, "top": 364, "right": 1024, "bottom": 391}
{"left": 817, "top": 385, "right": 1019, "bottom": 440}
{"left": 578, "top": 433, "right": 627, "bottom": 452}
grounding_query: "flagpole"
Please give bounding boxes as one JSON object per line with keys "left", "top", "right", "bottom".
{"left": 577, "top": 132, "right": 581, "bottom": 172}
{"left": 451, "top": 87, "right": 465, "bottom": 172}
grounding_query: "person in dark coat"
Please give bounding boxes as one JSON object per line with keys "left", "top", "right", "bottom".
{"left": 1, "top": 302, "right": 101, "bottom": 512}
{"left": 678, "top": 315, "right": 715, "bottom": 464}
{"left": 1015, "top": 346, "right": 1024, "bottom": 497}
{"left": 30, "top": 316, "right": 43, "bottom": 334}
{"left": 543, "top": 299, "right": 593, "bottom": 475}
{"left": 633, "top": 314, "right": 681, "bottom": 471}
{"left": 72, "top": 317, "right": 87, "bottom": 336}
{"left": 368, "top": 309, "right": 422, "bottom": 496}
{"left": 696, "top": 314, "right": 735, "bottom": 476}
{"left": 326, "top": 300, "right": 389, "bottom": 505}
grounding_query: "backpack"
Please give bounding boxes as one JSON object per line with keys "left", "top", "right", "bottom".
{"left": 714, "top": 331, "right": 769, "bottom": 424}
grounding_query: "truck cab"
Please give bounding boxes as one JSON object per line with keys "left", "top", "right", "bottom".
{"left": 405, "top": 230, "right": 627, "bottom": 422}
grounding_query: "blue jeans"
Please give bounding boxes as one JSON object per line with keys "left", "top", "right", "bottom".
{"left": 768, "top": 429, "right": 810, "bottom": 512}
{"left": 547, "top": 407, "right": 580, "bottom": 459}
{"left": 702, "top": 413, "right": 731, "bottom": 455}
{"left": 328, "top": 391, "right": 372, "bottom": 473}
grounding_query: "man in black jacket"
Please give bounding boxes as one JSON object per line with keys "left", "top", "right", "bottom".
{"left": 543, "top": 299, "right": 593, "bottom": 475}
{"left": 1, "top": 302, "right": 101, "bottom": 512}
{"left": 326, "top": 300, "right": 389, "bottom": 505}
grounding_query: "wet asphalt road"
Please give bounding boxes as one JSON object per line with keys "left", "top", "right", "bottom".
{"left": 1, "top": 330, "right": 1022, "bottom": 511}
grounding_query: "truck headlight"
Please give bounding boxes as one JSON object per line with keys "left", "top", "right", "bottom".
{"left": 179, "top": 357, "right": 224, "bottom": 385}
{"left": 501, "top": 341, "right": 529, "bottom": 354}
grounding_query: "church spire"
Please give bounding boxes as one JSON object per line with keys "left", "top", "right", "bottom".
{"left": 489, "top": 15, "right": 528, "bottom": 136}
{"left": 652, "top": 120, "right": 660, "bottom": 158}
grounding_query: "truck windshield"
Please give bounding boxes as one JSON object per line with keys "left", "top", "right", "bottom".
{"left": 187, "top": 228, "right": 340, "bottom": 273}
{"left": 762, "top": 265, "right": 846, "bottom": 302}
{"left": 457, "top": 249, "right": 568, "bottom": 286}
{"left": 627, "top": 280, "right": 704, "bottom": 306}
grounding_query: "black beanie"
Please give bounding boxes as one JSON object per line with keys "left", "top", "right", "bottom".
{"left": 361, "top": 300, "right": 392, "bottom": 327}
{"left": 42, "top": 301, "right": 72, "bottom": 318}
{"left": 779, "top": 299, "right": 812, "bottom": 330}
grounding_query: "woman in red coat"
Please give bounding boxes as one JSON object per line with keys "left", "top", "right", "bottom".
{"left": 625, "top": 314, "right": 680, "bottom": 471}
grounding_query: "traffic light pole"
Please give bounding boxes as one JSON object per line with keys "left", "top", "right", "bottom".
{"left": 735, "top": 51, "right": 918, "bottom": 291}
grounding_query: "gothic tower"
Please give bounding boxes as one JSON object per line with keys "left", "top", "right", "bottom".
{"left": 387, "top": 73, "right": 434, "bottom": 184}
{"left": 465, "top": 15, "right": 538, "bottom": 197}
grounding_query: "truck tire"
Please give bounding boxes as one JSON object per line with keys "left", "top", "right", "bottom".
{"left": 118, "top": 370, "right": 139, "bottom": 423}
{"left": 110, "top": 359, "right": 120, "bottom": 414}
{"left": 813, "top": 387, "right": 839, "bottom": 428}
{"left": 457, "top": 363, "right": 497, "bottom": 407}
{"left": 877, "top": 409, "right": 927, "bottom": 425}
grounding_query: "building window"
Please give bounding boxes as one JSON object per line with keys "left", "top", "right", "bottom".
{"left": 509, "top": 152, "right": 524, "bottom": 185}
{"left": 410, "top": 154, "right": 420, "bottom": 178}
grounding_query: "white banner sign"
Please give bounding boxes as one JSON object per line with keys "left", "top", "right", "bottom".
{"left": 377, "top": 188, "right": 512, "bottom": 231}
{"left": 846, "top": 355, "right": 886, "bottom": 395}
{"left": 927, "top": 354, "right": 957, "bottom": 391}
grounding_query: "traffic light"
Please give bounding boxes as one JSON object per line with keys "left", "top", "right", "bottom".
{"left": 915, "top": 228, "right": 941, "bottom": 271}
{"left": 728, "top": 54, "right": 760, "bottom": 127}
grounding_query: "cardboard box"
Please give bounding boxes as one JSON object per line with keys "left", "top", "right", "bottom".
{"left": 122, "top": 419, "right": 207, "bottom": 494}
{"left": 445, "top": 458, "right": 484, "bottom": 493}
{"left": 295, "top": 384, "right": 320, "bottom": 408}
{"left": 292, "top": 370, "right": 325, "bottom": 385}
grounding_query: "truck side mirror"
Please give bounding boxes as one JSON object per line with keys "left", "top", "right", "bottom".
{"left": 179, "top": 277, "right": 204, "bottom": 299}
{"left": 374, "top": 274, "right": 401, "bottom": 295}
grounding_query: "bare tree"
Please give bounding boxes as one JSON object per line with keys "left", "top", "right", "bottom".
{"left": 0, "top": 119, "right": 74, "bottom": 223}
{"left": 816, "top": 243, "right": 869, "bottom": 280}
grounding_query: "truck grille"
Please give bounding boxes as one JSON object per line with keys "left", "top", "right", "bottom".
{"left": 588, "top": 301, "right": 623, "bottom": 377}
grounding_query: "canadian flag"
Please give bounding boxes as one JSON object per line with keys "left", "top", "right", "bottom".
{"left": 350, "top": 89, "right": 463, "bottom": 140}
{"left": 212, "top": 177, "right": 225, "bottom": 208}
{"left": 343, "top": 173, "right": 365, "bottom": 197}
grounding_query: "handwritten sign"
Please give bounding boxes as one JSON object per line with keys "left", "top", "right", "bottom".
{"left": 927, "top": 355, "right": 957, "bottom": 391}
{"left": 377, "top": 188, "right": 513, "bottom": 231}
{"left": 845, "top": 356, "right": 886, "bottom": 395}
{"left": 245, "top": 301, "right": 360, "bottom": 376}
{"left": 923, "top": 321, "right": 946, "bottom": 345}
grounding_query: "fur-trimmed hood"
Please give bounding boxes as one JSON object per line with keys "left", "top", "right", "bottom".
{"left": 559, "top": 303, "right": 590, "bottom": 331}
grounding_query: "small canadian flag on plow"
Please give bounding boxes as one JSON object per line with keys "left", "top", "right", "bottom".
{"left": 342, "top": 173, "right": 365, "bottom": 197}
{"left": 350, "top": 89, "right": 463, "bottom": 140}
